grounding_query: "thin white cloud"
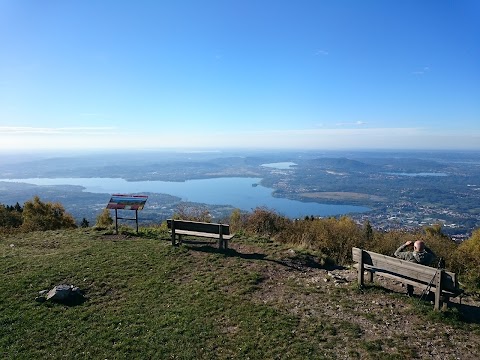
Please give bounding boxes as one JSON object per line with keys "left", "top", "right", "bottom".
{"left": 253, "top": 127, "right": 421, "bottom": 137}
{"left": 335, "top": 121, "right": 367, "bottom": 126}
{"left": 315, "top": 49, "right": 329, "bottom": 56}
{"left": 79, "top": 113, "right": 106, "bottom": 118}
{"left": 0, "top": 126, "right": 116, "bottom": 135}
{"left": 412, "top": 66, "right": 430, "bottom": 75}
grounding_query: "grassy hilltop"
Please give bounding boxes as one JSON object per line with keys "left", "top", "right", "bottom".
{"left": 1, "top": 228, "right": 480, "bottom": 359}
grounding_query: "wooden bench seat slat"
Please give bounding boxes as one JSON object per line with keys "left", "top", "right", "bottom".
{"left": 172, "top": 229, "right": 235, "bottom": 240}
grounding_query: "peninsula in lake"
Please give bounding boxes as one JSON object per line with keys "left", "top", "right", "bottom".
{"left": 1, "top": 149, "right": 479, "bottom": 239}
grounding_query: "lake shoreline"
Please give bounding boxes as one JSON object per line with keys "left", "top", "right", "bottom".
{"left": 0, "top": 176, "right": 370, "bottom": 218}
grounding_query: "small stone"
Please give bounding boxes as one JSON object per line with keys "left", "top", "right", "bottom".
{"left": 46, "top": 284, "right": 73, "bottom": 301}
{"left": 45, "top": 284, "right": 85, "bottom": 305}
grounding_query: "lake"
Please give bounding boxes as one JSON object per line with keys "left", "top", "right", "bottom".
{"left": 0, "top": 177, "right": 370, "bottom": 218}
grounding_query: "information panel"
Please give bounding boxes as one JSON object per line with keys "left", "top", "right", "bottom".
{"left": 106, "top": 194, "right": 148, "bottom": 210}
{"left": 106, "top": 194, "right": 148, "bottom": 233}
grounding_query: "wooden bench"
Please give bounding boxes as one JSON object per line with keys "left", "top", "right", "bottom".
{"left": 352, "top": 247, "right": 463, "bottom": 311}
{"left": 167, "top": 219, "right": 234, "bottom": 249}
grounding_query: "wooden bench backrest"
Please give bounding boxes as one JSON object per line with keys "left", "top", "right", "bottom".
{"left": 167, "top": 219, "right": 230, "bottom": 235}
{"left": 352, "top": 247, "right": 459, "bottom": 292}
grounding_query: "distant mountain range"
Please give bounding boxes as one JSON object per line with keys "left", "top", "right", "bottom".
{"left": 1, "top": 150, "right": 479, "bottom": 236}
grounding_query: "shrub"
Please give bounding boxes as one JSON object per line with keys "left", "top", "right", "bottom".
{"left": 0, "top": 203, "right": 23, "bottom": 229}
{"left": 229, "top": 208, "right": 246, "bottom": 234}
{"left": 452, "top": 229, "right": 480, "bottom": 293}
{"left": 368, "top": 230, "right": 418, "bottom": 256}
{"left": 303, "top": 216, "right": 364, "bottom": 265}
{"left": 243, "top": 207, "right": 291, "bottom": 238}
{"left": 274, "top": 216, "right": 364, "bottom": 265}
{"left": 138, "top": 223, "right": 170, "bottom": 239}
{"left": 366, "top": 225, "right": 460, "bottom": 271}
{"left": 21, "top": 196, "right": 77, "bottom": 232}
{"left": 416, "top": 224, "right": 458, "bottom": 269}
{"left": 173, "top": 204, "right": 211, "bottom": 222}
{"left": 95, "top": 208, "right": 114, "bottom": 229}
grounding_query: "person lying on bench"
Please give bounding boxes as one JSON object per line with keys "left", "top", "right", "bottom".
{"left": 394, "top": 240, "right": 436, "bottom": 297}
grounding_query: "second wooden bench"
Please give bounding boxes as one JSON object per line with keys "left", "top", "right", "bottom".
{"left": 167, "top": 219, "right": 234, "bottom": 249}
{"left": 352, "top": 247, "right": 463, "bottom": 310}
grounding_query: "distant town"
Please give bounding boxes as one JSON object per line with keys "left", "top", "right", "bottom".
{"left": 1, "top": 150, "right": 479, "bottom": 240}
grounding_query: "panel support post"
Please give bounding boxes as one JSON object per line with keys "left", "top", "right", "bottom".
{"left": 135, "top": 209, "right": 139, "bottom": 233}
{"left": 115, "top": 209, "right": 118, "bottom": 234}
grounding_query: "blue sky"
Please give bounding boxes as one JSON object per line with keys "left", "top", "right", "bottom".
{"left": 1, "top": 1, "right": 479, "bottom": 151}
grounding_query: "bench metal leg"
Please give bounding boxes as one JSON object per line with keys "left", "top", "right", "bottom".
{"left": 367, "top": 271, "right": 373, "bottom": 283}
{"left": 442, "top": 296, "right": 449, "bottom": 311}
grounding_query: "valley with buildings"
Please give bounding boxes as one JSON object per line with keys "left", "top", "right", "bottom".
{"left": 1, "top": 150, "right": 479, "bottom": 239}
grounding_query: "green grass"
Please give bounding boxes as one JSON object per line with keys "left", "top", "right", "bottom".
{"left": 1, "top": 228, "right": 480, "bottom": 359}
{"left": 0, "top": 229, "right": 323, "bottom": 358}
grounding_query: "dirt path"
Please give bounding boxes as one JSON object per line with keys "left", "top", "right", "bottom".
{"left": 223, "top": 241, "right": 480, "bottom": 359}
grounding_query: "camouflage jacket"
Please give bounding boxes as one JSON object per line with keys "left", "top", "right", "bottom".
{"left": 394, "top": 244, "right": 436, "bottom": 265}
